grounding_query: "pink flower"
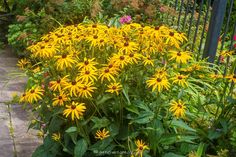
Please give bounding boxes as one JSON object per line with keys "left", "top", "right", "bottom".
{"left": 233, "top": 35, "right": 236, "bottom": 41}
{"left": 119, "top": 15, "right": 132, "bottom": 24}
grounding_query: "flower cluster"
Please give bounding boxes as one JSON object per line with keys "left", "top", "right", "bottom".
{"left": 18, "top": 22, "right": 235, "bottom": 157}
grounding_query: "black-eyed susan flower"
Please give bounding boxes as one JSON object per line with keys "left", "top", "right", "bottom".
{"left": 49, "top": 75, "right": 68, "bottom": 92}
{"left": 77, "top": 58, "right": 97, "bottom": 70}
{"left": 77, "top": 68, "right": 98, "bottom": 83}
{"left": 146, "top": 75, "right": 170, "bottom": 92}
{"left": 64, "top": 79, "right": 82, "bottom": 96}
{"left": 25, "top": 86, "right": 44, "bottom": 103}
{"left": 52, "top": 133, "right": 61, "bottom": 142}
{"left": 78, "top": 82, "right": 97, "bottom": 98}
{"left": 225, "top": 74, "right": 236, "bottom": 83}
{"left": 54, "top": 54, "right": 76, "bottom": 70}
{"left": 17, "top": 58, "right": 30, "bottom": 69}
{"left": 154, "top": 68, "right": 168, "bottom": 78}
{"left": 63, "top": 102, "right": 86, "bottom": 121}
{"left": 28, "top": 41, "right": 57, "bottom": 58}
{"left": 106, "top": 82, "right": 122, "bottom": 95}
{"left": 170, "top": 100, "right": 187, "bottom": 118}
{"left": 127, "top": 52, "right": 141, "bottom": 64}
{"left": 118, "top": 41, "right": 139, "bottom": 54}
{"left": 99, "top": 67, "right": 118, "bottom": 82}
{"left": 110, "top": 53, "right": 130, "bottom": 68}
{"left": 19, "top": 93, "right": 27, "bottom": 103}
{"left": 169, "top": 50, "right": 192, "bottom": 64}
{"left": 135, "top": 139, "right": 149, "bottom": 157}
{"left": 220, "top": 50, "right": 235, "bottom": 57}
{"left": 171, "top": 74, "right": 189, "bottom": 87}
{"left": 142, "top": 55, "right": 154, "bottom": 67}
{"left": 95, "top": 128, "right": 110, "bottom": 140}
{"left": 52, "top": 91, "right": 69, "bottom": 106}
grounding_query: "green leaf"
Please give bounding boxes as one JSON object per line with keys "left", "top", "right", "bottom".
{"left": 197, "top": 143, "right": 205, "bottom": 157}
{"left": 170, "top": 119, "right": 196, "bottom": 132}
{"left": 65, "top": 126, "right": 77, "bottom": 133}
{"left": 163, "top": 153, "right": 185, "bottom": 157}
{"left": 96, "top": 95, "right": 112, "bottom": 105}
{"left": 89, "top": 137, "right": 113, "bottom": 151}
{"left": 74, "top": 139, "right": 88, "bottom": 157}
{"left": 122, "top": 85, "right": 131, "bottom": 105}
{"left": 125, "top": 104, "right": 139, "bottom": 114}
{"left": 131, "top": 111, "right": 154, "bottom": 124}
{"left": 91, "top": 117, "right": 110, "bottom": 129}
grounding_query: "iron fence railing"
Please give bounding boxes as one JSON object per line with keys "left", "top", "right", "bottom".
{"left": 163, "top": 0, "right": 235, "bottom": 64}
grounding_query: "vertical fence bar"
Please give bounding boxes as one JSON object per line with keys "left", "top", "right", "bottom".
{"left": 224, "top": 22, "right": 236, "bottom": 76}
{"left": 217, "top": 0, "right": 234, "bottom": 65}
{"left": 187, "top": 0, "right": 197, "bottom": 39}
{"left": 191, "top": 0, "right": 204, "bottom": 52}
{"left": 197, "top": 0, "right": 211, "bottom": 58}
{"left": 202, "top": 0, "right": 228, "bottom": 63}
{"left": 177, "top": 0, "right": 184, "bottom": 30}
{"left": 171, "top": 0, "right": 179, "bottom": 25}
{"left": 183, "top": 0, "right": 191, "bottom": 30}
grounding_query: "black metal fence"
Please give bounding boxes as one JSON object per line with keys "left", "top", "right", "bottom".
{"left": 164, "top": 0, "right": 235, "bottom": 65}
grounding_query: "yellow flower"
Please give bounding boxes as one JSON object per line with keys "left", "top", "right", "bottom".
{"left": 99, "top": 67, "right": 118, "bottom": 82}
{"left": 49, "top": 76, "right": 68, "bottom": 92}
{"left": 146, "top": 75, "right": 170, "bottom": 92}
{"left": 142, "top": 55, "right": 154, "bottom": 67}
{"left": 63, "top": 102, "right": 86, "bottom": 121}
{"left": 127, "top": 52, "right": 141, "bottom": 64}
{"left": 28, "top": 41, "right": 57, "bottom": 58}
{"left": 37, "top": 130, "right": 44, "bottom": 138}
{"left": 154, "top": 68, "right": 168, "bottom": 78}
{"left": 135, "top": 139, "right": 149, "bottom": 157}
{"left": 52, "top": 91, "right": 69, "bottom": 106}
{"left": 220, "top": 50, "right": 235, "bottom": 57}
{"left": 54, "top": 54, "right": 76, "bottom": 70}
{"left": 169, "top": 50, "right": 192, "bottom": 64}
{"left": 171, "top": 74, "right": 188, "bottom": 87}
{"left": 106, "top": 82, "right": 122, "bottom": 95}
{"left": 225, "top": 74, "right": 236, "bottom": 83}
{"left": 52, "top": 133, "right": 61, "bottom": 142}
{"left": 170, "top": 100, "right": 187, "bottom": 118}
{"left": 17, "top": 58, "right": 30, "bottom": 69}
{"left": 110, "top": 53, "right": 130, "bottom": 68}
{"left": 64, "top": 79, "right": 82, "bottom": 96}
{"left": 209, "top": 73, "right": 223, "bottom": 81}
{"left": 118, "top": 41, "right": 139, "bottom": 54}
{"left": 77, "top": 68, "right": 98, "bottom": 83}
{"left": 78, "top": 82, "right": 97, "bottom": 98}
{"left": 95, "top": 128, "right": 110, "bottom": 140}
{"left": 25, "top": 86, "right": 44, "bottom": 103}
{"left": 77, "top": 58, "right": 98, "bottom": 70}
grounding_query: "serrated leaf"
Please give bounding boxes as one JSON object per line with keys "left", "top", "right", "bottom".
{"left": 170, "top": 119, "right": 196, "bottom": 132}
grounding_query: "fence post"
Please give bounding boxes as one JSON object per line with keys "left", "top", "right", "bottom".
{"left": 202, "top": 0, "right": 228, "bottom": 63}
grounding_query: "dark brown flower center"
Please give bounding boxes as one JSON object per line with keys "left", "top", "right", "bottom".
{"left": 120, "top": 56, "right": 125, "bottom": 60}
{"left": 40, "top": 46, "right": 45, "bottom": 49}
{"left": 23, "top": 93, "right": 26, "bottom": 97}
{"left": 30, "top": 90, "right": 35, "bottom": 93}
{"left": 83, "top": 86, "right": 87, "bottom": 90}
{"left": 177, "top": 104, "right": 182, "bottom": 108}
{"left": 124, "top": 42, "right": 129, "bottom": 47}
{"left": 169, "top": 32, "right": 174, "bottom": 36}
{"left": 139, "top": 146, "right": 143, "bottom": 150}
{"left": 92, "top": 24, "right": 97, "bottom": 28}
{"left": 177, "top": 52, "right": 181, "bottom": 56}
{"left": 72, "top": 81, "right": 76, "bottom": 85}
{"left": 62, "top": 54, "right": 67, "bottom": 58}
{"left": 178, "top": 76, "right": 183, "bottom": 80}
{"left": 57, "top": 79, "right": 61, "bottom": 83}
{"left": 112, "top": 86, "right": 117, "bottom": 90}
{"left": 68, "top": 32, "right": 72, "bottom": 36}
{"left": 93, "top": 35, "right": 98, "bottom": 39}
{"left": 108, "top": 64, "right": 113, "bottom": 68}
{"left": 233, "top": 75, "right": 236, "bottom": 78}
{"left": 85, "top": 71, "right": 90, "bottom": 75}
{"left": 71, "top": 105, "right": 76, "bottom": 109}
{"left": 105, "top": 68, "right": 109, "bottom": 73}
{"left": 100, "top": 39, "right": 104, "bottom": 43}
{"left": 84, "top": 61, "right": 89, "bottom": 65}
{"left": 58, "top": 96, "right": 62, "bottom": 99}
{"left": 129, "top": 53, "right": 134, "bottom": 57}
{"left": 155, "top": 26, "right": 160, "bottom": 30}
{"left": 156, "top": 78, "right": 162, "bottom": 82}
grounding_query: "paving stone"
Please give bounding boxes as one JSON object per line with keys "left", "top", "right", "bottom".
{"left": 0, "top": 104, "right": 14, "bottom": 157}
{"left": 11, "top": 105, "right": 42, "bottom": 157}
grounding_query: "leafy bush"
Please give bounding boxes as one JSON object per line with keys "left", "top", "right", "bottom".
{"left": 17, "top": 21, "right": 236, "bottom": 157}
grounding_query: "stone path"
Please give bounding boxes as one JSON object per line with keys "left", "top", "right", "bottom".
{"left": 0, "top": 47, "right": 41, "bottom": 157}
